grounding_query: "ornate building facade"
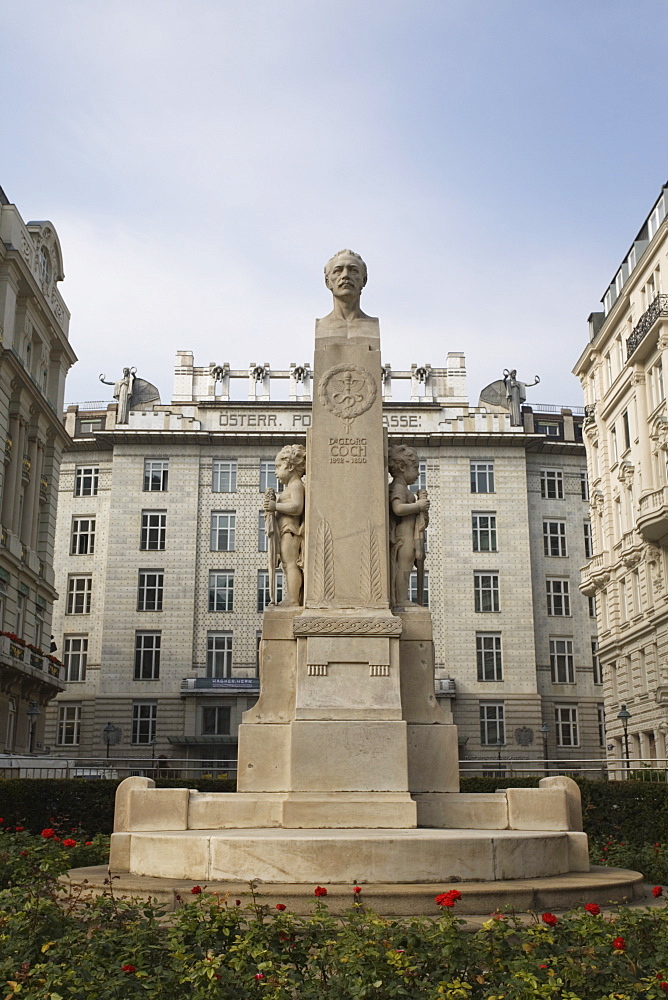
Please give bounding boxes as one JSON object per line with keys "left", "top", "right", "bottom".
{"left": 46, "top": 352, "right": 603, "bottom": 774}
{"left": 0, "top": 187, "right": 77, "bottom": 755}
{"left": 575, "top": 181, "right": 668, "bottom": 766}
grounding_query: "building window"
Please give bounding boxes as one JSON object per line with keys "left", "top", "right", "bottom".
{"left": 134, "top": 631, "right": 161, "bottom": 680}
{"left": 66, "top": 576, "right": 92, "bottom": 615}
{"left": 470, "top": 462, "right": 494, "bottom": 494}
{"left": 259, "top": 460, "right": 281, "bottom": 493}
{"left": 143, "top": 459, "right": 168, "bottom": 492}
{"left": 543, "top": 521, "right": 567, "bottom": 557}
{"left": 211, "top": 512, "right": 236, "bottom": 551}
{"left": 540, "top": 469, "right": 564, "bottom": 499}
{"left": 408, "top": 571, "right": 429, "bottom": 606}
{"left": 74, "top": 466, "right": 99, "bottom": 497}
{"left": 546, "top": 578, "right": 570, "bottom": 616}
{"left": 71, "top": 517, "right": 95, "bottom": 555}
{"left": 480, "top": 702, "right": 505, "bottom": 745}
{"left": 597, "top": 704, "right": 606, "bottom": 747}
{"left": 79, "top": 418, "right": 103, "bottom": 434}
{"left": 202, "top": 705, "right": 232, "bottom": 735}
{"left": 408, "top": 461, "right": 427, "bottom": 494}
{"left": 63, "top": 636, "right": 88, "bottom": 682}
{"left": 57, "top": 705, "right": 81, "bottom": 746}
{"left": 212, "top": 460, "right": 237, "bottom": 493}
{"left": 476, "top": 633, "right": 502, "bottom": 681}
{"left": 550, "top": 637, "right": 574, "bottom": 683}
{"left": 140, "top": 511, "right": 166, "bottom": 550}
{"left": 207, "top": 632, "right": 233, "bottom": 677}
{"left": 610, "top": 427, "right": 618, "bottom": 465}
{"left": 34, "top": 604, "right": 44, "bottom": 650}
{"left": 472, "top": 513, "right": 497, "bottom": 552}
{"left": 580, "top": 470, "right": 589, "bottom": 502}
{"left": 555, "top": 705, "right": 579, "bottom": 747}
{"left": 583, "top": 521, "right": 593, "bottom": 559}
{"left": 257, "top": 570, "right": 284, "bottom": 612}
{"left": 592, "top": 639, "right": 602, "bottom": 685}
{"left": 622, "top": 409, "right": 631, "bottom": 451}
{"left": 132, "top": 702, "right": 157, "bottom": 744}
{"left": 474, "top": 572, "right": 499, "bottom": 613}
{"left": 535, "top": 421, "right": 560, "bottom": 437}
{"left": 209, "top": 571, "right": 234, "bottom": 612}
{"left": 15, "top": 595, "right": 24, "bottom": 636}
{"left": 588, "top": 594, "right": 596, "bottom": 618}
{"left": 137, "top": 571, "right": 164, "bottom": 612}
{"left": 258, "top": 511, "right": 268, "bottom": 551}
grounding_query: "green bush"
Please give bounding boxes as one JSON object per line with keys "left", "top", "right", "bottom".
{"left": 0, "top": 777, "right": 234, "bottom": 837}
{"left": 0, "top": 839, "right": 667, "bottom": 1000}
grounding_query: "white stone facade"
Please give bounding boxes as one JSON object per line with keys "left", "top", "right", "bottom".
{"left": 575, "top": 182, "right": 668, "bottom": 765}
{"left": 0, "top": 189, "right": 77, "bottom": 754}
{"left": 46, "top": 353, "right": 601, "bottom": 773}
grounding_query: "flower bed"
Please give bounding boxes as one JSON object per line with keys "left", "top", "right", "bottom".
{"left": 0, "top": 829, "right": 668, "bottom": 998}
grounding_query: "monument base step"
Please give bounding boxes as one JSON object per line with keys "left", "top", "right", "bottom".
{"left": 60, "top": 864, "right": 646, "bottom": 916}
{"left": 109, "top": 826, "right": 589, "bottom": 883}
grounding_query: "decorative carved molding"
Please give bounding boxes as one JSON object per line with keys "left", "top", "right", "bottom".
{"left": 360, "top": 521, "right": 383, "bottom": 604}
{"left": 307, "top": 664, "right": 328, "bottom": 676}
{"left": 622, "top": 550, "right": 642, "bottom": 569}
{"left": 318, "top": 363, "right": 376, "bottom": 433}
{"left": 617, "top": 461, "right": 635, "bottom": 488}
{"left": 293, "top": 617, "right": 402, "bottom": 637}
{"left": 646, "top": 544, "right": 664, "bottom": 594}
{"left": 369, "top": 664, "right": 390, "bottom": 676}
{"left": 312, "top": 517, "right": 335, "bottom": 603}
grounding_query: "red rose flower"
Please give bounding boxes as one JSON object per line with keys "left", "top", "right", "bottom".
{"left": 235, "top": 899, "right": 241, "bottom": 906}
{"left": 435, "top": 889, "right": 462, "bottom": 907}
{"left": 191, "top": 885, "right": 202, "bottom": 894}
{"left": 660, "top": 983, "right": 668, "bottom": 995}
{"left": 613, "top": 936, "right": 626, "bottom": 950}
{"left": 542, "top": 913, "right": 558, "bottom": 926}
{"left": 314, "top": 886, "right": 327, "bottom": 897}
{"left": 62, "top": 838, "right": 77, "bottom": 847}
{"left": 14, "top": 826, "right": 24, "bottom": 832}
{"left": 254, "top": 973, "right": 265, "bottom": 980}
{"left": 275, "top": 903, "right": 286, "bottom": 911}
{"left": 653, "top": 886, "right": 664, "bottom": 898}
{"left": 85, "top": 841, "right": 92, "bottom": 846}
{"left": 121, "top": 964, "right": 136, "bottom": 974}
{"left": 0, "top": 818, "right": 3, "bottom": 823}
{"left": 353, "top": 886, "right": 362, "bottom": 894}
{"left": 584, "top": 903, "right": 601, "bottom": 915}
{"left": 41, "top": 828, "right": 55, "bottom": 839}
{"left": 19, "top": 851, "right": 28, "bottom": 856}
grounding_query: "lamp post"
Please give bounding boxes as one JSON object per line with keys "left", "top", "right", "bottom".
{"left": 26, "top": 701, "right": 40, "bottom": 754}
{"left": 540, "top": 723, "right": 550, "bottom": 777}
{"left": 496, "top": 738, "right": 505, "bottom": 776}
{"left": 617, "top": 704, "right": 631, "bottom": 773}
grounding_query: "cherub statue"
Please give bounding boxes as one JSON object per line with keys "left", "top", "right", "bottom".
{"left": 388, "top": 444, "right": 429, "bottom": 608}
{"left": 263, "top": 445, "right": 306, "bottom": 606}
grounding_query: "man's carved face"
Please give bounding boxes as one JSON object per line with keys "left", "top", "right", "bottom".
{"left": 325, "top": 255, "right": 365, "bottom": 299}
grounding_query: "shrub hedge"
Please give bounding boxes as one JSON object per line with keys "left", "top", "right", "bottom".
{"left": 1, "top": 775, "right": 667, "bottom": 843}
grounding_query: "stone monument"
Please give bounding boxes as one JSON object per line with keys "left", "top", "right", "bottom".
{"left": 99, "top": 367, "right": 160, "bottom": 423}
{"left": 107, "top": 252, "right": 597, "bottom": 893}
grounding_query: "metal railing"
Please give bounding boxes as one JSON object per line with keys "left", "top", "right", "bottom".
{"left": 3, "top": 755, "right": 668, "bottom": 783}
{"left": 626, "top": 293, "right": 668, "bottom": 358}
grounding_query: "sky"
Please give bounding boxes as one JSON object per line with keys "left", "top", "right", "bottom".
{"left": 3, "top": 0, "right": 668, "bottom": 409}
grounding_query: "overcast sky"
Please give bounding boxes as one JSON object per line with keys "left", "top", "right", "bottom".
{"left": 4, "top": 0, "right": 668, "bottom": 409}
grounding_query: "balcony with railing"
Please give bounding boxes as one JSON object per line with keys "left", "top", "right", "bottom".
{"left": 637, "top": 484, "right": 668, "bottom": 544}
{"left": 580, "top": 551, "right": 611, "bottom": 595}
{"left": 626, "top": 294, "right": 668, "bottom": 358}
{"left": 0, "top": 634, "right": 64, "bottom": 692}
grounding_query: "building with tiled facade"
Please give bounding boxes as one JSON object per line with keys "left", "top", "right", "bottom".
{"left": 575, "top": 181, "right": 668, "bottom": 766}
{"left": 0, "top": 187, "right": 77, "bottom": 756}
{"left": 45, "top": 351, "right": 603, "bottom": 775}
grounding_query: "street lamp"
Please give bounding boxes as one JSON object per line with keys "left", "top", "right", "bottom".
{"left": 617, "top": 704, "right": 631, "bottom": 773}
{"left": 26, "top": 701, "right": 40, "bottom": 754}
{"left": 540, "top": 723, "right": 550, "bottom": 777}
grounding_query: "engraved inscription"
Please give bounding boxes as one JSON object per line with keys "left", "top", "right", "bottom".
{"left": 329, "top": 436, "right": 367, "bottom": 464}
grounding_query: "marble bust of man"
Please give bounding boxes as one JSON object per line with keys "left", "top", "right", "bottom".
{"left": 316, "top": 249, "right": 379, "bottom": 344}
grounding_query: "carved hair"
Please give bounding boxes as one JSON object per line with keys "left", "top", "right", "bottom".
{"left": 275, "top": 444, "right": 306, "bottom": 477}
{"left": 388, "top": 443, "right": 418, "bottom": 477}
{"left": 324, "top": 249, "right": 368, "bottom": 288}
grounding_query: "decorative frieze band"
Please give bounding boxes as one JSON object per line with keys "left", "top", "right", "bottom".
{"left": 293, "top": 617, "right": 402, "bottom": 637}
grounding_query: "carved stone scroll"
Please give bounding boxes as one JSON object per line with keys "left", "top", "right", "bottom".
{"left": 293, "top": 617, "right": 402, "bottom": 637}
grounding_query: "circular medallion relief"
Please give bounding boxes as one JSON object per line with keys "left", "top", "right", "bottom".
{"left": 318, "top": 363, "right": 377, "bottom": 430}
